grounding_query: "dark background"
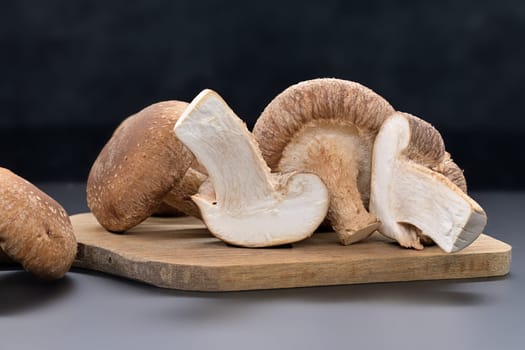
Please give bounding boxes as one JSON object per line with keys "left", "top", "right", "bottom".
{"left": 0, "top": 0, "right": 523, "bottom": 189}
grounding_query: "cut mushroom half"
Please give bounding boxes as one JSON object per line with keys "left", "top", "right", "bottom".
{"left": 174, "top": 89, "right": 330, "bottom": 247}
{"left": 369, "top": 112, "right": 487, "bottom": 253}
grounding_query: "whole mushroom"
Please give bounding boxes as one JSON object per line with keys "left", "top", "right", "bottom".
{"left": 87, "top": 101, "right": 206, "bottom": 232}
{"left": 253, "top": 78, "right": 395, "bottom": 245}
{"left": 0, "top": 168, "right": 77, "bottom": 279}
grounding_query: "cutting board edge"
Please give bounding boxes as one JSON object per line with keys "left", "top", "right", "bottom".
{"left": 72, "top": 238, "right": 512, "bottom": 292}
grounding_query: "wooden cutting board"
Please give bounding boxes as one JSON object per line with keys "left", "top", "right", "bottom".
{"left": 71, "top": 213, "right": 511, "bottom": 291}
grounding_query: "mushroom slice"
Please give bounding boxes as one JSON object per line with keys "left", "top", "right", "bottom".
{"left": 0, "top": 168, "right": 77, "bottom": 279}
{"left": 174, "top": 89, "right": 330, "bottom": 247}
{"left": 253, "top": 78, "right": 395, "bottom": 245}
{"left": 369, "top": 113, "right": 487, "bottom": 253}
{"left": 87, "top": 101, "right": 206, "bottom": 232}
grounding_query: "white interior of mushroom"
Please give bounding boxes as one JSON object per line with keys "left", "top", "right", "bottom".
{"left": 370, "top": 114, "right": 487, "bottom": 253}
{"left": 174, "top": 89, "right": 330, "bottom": 247}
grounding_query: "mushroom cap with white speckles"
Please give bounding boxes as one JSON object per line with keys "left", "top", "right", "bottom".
{"left": 0, "top": 168, "right": 77, "bottom": 279}
{"left": 87, "top": 101, "right": 196, "bottom": 232}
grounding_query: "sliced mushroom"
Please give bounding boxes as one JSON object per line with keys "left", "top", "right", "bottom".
{"left": 87, "top": 101, "right": 205, "bottom": 232}
{"left": 174, "top": 89, "right": 330, "bottom": 247}
{"left": 253, "top": 78, "right": 395, "bottom": 245}
{"left": 0, "top": 168, "right": 77, "bottom": 279}
{"left": 369, "top": 112, "right": 487, "bottom": 252}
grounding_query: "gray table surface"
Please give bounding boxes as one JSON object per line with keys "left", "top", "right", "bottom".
{"left": 1, "top": 183, "right": 524, "bottom": 350}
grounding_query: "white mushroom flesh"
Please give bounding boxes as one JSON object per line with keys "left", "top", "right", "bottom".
{"left": 370, "top": 114, "right": 487, "bottom": 253}
{"left": 174, "top": 90, "right": 329, "bottom": 247}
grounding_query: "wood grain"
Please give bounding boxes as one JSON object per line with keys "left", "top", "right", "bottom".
{"left": 71, "top": 213, "right": 511, "bottom": 291}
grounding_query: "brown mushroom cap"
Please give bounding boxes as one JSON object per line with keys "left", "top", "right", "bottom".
{"left": 442, "top": 156, "right": 467, "bottom": 192}
{"left": 403, "top": 113, "right": 467, "bottom": 191}
{"left": 0, "top": 168, "right": 77, "bottom": 279}
{"left": 253, "top": 78, "right": 395, "bottom": 245}
{"left": 254, "top": 78, "right": 394, "bottom": 168}
{"left": 87, "top": 101, "right": 199, "bottom": 232}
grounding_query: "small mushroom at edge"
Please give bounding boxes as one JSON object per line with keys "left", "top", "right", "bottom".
{"left": 0, "top": 168, "right": 77, "bottom": 279}
{"left": 87, "top": 101, "right": 206, "bottom": 232}
{"left": 174, "top": 89, "right": 330, "bottom": 247}
{"left": 369, "top": 112, "right": 487, "bottom": 252}
{"left": 253, "top": 78, "right": 395, "bottom": 245}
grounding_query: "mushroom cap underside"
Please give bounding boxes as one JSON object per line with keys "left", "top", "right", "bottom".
{"left": 253, "top": 78, "right": 396, "bottom": 169}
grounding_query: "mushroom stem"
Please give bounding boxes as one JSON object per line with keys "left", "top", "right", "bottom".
{"left": 162, "top": 167, "right": 206, "bottom": 218}
{"left": 174, "top": 90, "right": 330, "bottom": 247}
{"left": 278, "top": 127, "right": 379, "bottom": 244}
{"left": 175, "top": 91, "right": 276, "bottom": 212}
{"left": 370, "top": 114, "right": 487, "bottom": 252}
